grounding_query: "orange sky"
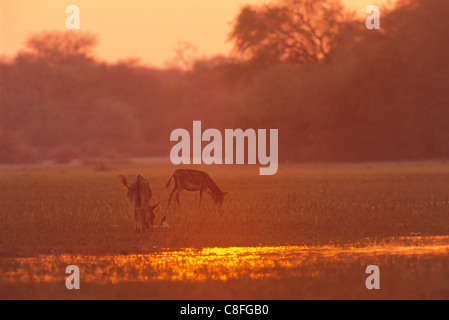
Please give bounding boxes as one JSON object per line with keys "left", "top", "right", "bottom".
{"left": 0, "top": 0, "right": 395, "bottom": 67}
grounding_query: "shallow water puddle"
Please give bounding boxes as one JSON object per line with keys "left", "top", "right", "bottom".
{"left": 1, "top": 240, "right": 448, "bottom": 284}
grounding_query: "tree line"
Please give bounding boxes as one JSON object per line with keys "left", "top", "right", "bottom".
{"left": 0, "top": 0, "right": 448, "bottom": 164}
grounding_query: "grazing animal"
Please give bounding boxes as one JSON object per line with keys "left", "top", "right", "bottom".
{"left": 121, "top": 175, "right": 160, "bottom": 232}
{"left": 166, "top": 169, "right": 227, "bottom": 205}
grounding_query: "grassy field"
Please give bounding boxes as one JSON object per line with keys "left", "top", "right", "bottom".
{"left": 0, "top": 161, "right": 448, "bottom": 299}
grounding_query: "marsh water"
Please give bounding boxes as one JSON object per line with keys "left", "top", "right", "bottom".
{"left": 1, "top": 237, "right": 448, "bottom": 284}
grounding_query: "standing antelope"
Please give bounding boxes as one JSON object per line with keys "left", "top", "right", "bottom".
{"left": 121, "top": 175, "right": 160, "bottom": 232}
{"left": 166, "top": 169, "right": 227, "bottom": 205}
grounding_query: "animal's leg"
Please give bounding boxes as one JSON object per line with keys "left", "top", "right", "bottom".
{"left": 137, "top": 207, "right": 145, "bottom": 233}
{"left": 168, "top": 185, "right": 178, "bottom": 206}
{"left": 149, "top": 210, "right": 156, "bottom": 227}
{"left": 144, "top": 207, "right": 152, "bottom": 231}
{"left": 176, "top": 189, "right": 182, "bottom": 205}
{"left": 143, "top": 211, "right": 150, "bottom": 231}
{"left": 134, "top": 208, "right": 140, "bottom": 233}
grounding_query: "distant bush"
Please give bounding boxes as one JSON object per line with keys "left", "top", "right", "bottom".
{"left": 48, "top": 146, "right": 81, "bottom": 164}
{"left": 0, "top": 130, "right": 41, "bottom": 164}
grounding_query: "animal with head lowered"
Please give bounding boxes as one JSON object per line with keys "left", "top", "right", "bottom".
{"left": 166, "top": 169, "right": 227, "bottom": 205}
{"left": 120, "top": 175, "right": 160, "bottom": 232}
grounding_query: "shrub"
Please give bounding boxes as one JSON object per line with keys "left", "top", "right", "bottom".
{"left": 0, "top": 130, "right": 41, "bottom": 164}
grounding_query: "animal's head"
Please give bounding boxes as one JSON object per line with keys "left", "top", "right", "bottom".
{"left": 148, "top": 202, "right": 160, "bottom": 225}
{"left": 214, "top": 191, "right": 228, "bottom": 205}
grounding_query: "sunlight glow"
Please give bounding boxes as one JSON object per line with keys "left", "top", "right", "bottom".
{"left": 0, "top": 0, "right": 395, "bottom": 66}
{"left": 2, "top": 237, "right": 448, "bottom": 284}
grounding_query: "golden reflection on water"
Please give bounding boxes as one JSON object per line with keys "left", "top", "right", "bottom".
{"left": 1, "top": 238, "right": 448, "bottom": 284}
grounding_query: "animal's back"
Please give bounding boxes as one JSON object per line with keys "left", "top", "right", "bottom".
{"left": 127, "top": 175, "right": 152, "bottom": 207}
{"left": 174, "top": 169, "right": 209, "bottom": 179}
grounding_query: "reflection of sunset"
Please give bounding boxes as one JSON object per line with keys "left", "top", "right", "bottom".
{"left": 0, "top": 0, "right": 447, "bottom": 301}
{"left": 2, "top": 238, "right": 448, "bottom": 284}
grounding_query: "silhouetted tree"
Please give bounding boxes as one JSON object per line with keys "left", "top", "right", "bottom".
{"left": 1, "top": 1, "right": 449, "bottom": 164}
{"left": 21, "top": 31, "right": 97, "bottom": 64}
{"left": 230, "top": 0, "right": 346, "bottom": 64}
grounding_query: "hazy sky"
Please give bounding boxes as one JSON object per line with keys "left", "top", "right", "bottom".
{"left": 0, "top": 0, "right": 395, "bottom": 67}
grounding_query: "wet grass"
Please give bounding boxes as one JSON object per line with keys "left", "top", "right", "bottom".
{"left": 0, "top": 161, "right": 448, "bottom": 299}
{"left": 0, "top": 161, "right": 448, "bottom": 256}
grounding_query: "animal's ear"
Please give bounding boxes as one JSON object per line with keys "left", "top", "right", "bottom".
{"left": 151, "top": 202, "right": 160, "bottom": 211}
{"left": 119, "top": 175, "right": 129, "bottom": 189}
